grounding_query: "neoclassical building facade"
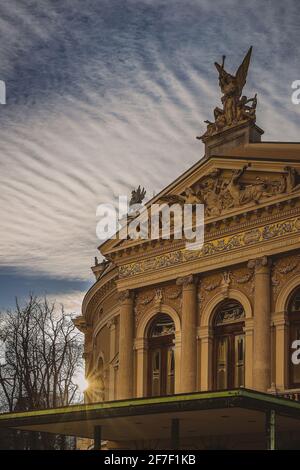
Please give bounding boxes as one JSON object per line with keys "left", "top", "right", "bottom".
{"left": 74, "top": 49, "right": 300, "bottom": 447}
{"left": 2, "top": 48, "right": 300, "bottom": 451}
{"left": 76, "top": 122, "right": 300, "bottom": 405}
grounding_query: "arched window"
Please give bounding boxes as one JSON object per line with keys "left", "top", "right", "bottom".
{"left": 213, "top": 300, "right": 245, "bottom": 390}
{"left": 288, "top": 288, "right": 300, "bottom": 388}
{"left": 147, "top": 314, "right": 175, "bottom": 397}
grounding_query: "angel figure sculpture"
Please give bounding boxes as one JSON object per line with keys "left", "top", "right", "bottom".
{"left": 129, "top": 185, "right": 146, "bottom": 206}
{"left": 199, "top": 47, "right": 256, "bottom": 140}
{"left": 214, "top": 46, "right": 253, "bottom": 127}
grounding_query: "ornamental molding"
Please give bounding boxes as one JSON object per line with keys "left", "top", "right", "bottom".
{"left": 119, "top": 216, "right": 300, "bottom": 279}
{"left": 272, "top": 254, "right": 300, "bottom": 303}
{"left": 134, "top": 284, "right": 182, "bottom": 327}
{"left": 84, "top": 277, "right": 117, "bottom": 319}
{"left": 109, "top": 194, "right": 300, "bottom": 265}
{"left": 199, "top": 266, "right": 254, "bottom": 311}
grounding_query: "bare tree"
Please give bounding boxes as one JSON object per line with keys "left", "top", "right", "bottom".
{"left": 0, "top": 295, "right": 83, "bottom": 449}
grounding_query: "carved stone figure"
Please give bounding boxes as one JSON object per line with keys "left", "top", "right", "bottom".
{"left": 284, "top": 166, "right": 300, "bottom": 193}
{"left": 236, "top": 94, "right": 257, "bottom": 122}
{"left": 198, "top": 169, "right": 222, "bottom": 216}
{"left": 220, "top": 166, "right": 269, "bottom": 209}
{"left": 183, "top": 187, "right": 203, "bottom": 204}
{"left": 154, "top": 288, "right": 163, "bottom": 305}
{"left": 160, "top": 165, "right": 300, "bottom": 221}
{"left": 198, "top": 47, "right": 257, "bottom": 140}
{"left": 222, "top": 166, "right": 248, "bottom": 208}
{"left": 239, "top": 176, "right": 266, "bottom": 204}
{"left": 130, "top": 185, "right": 146, "bottom": 206}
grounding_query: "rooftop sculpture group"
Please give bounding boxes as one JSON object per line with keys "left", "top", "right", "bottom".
{"left": 198, "top": 46, "right": 257, "bottom": 140}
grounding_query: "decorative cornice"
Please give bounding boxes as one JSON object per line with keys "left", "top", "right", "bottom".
{"left": 83, "top": 275, "right": 117, "bottom": 322}
{"left": 73, "top": 316, "right": 91, "bottom": 334}
{"left": 119, "top": 215, "right": 300, "bottom": 279}
{"left": 108, "top": 192, "right": 300, "bottom": 264}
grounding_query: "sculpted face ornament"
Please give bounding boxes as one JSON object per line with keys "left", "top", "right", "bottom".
{"left": 197, "top": 46, "right": 257, "bottom": 140}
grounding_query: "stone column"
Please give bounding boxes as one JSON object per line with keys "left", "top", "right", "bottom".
{"left": 107, "top": 318, "right": 116, "bottom": 401}
{"left": 134, "top": 337, "right": 148, "bottom": 398}
{"left": 248, "top": 256, "right": 271, "bottom": 392}
{"left": 273, "top": 312, "right": 289, "bottom": 391}
{"left": 177, "top": 274, "right": 197, "bottom": 393}
{"left": 244, "top": 318, "right": 254, "bottom": 389}
{"left": 172, "top": 335, "right": 181, "bottom": 394}
{"left": 198, "top": 326, "right": 213, "bottom": 391}
{"left": 117, "top": 290, "right": 134, "bottom": 399}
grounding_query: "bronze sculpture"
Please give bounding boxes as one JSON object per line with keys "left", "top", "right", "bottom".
{"left": 129, "top": 185, "right": 146, "bottom": 206}
{"left": 198, "top": 47, "right": 258, "bottom": 140}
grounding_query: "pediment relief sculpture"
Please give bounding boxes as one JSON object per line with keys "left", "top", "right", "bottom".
{"left": 159, "top": 186, "right": 202, "bottom": 205}
{"left": 108, "top": 165, "right": 300, "bottom": 257}
{"left": 162, "top": 166, "right": 300, "bottom": 220}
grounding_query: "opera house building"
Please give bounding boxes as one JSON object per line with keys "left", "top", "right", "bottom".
{"left": 2, "top": 48, "right": 300, "bottom": 450}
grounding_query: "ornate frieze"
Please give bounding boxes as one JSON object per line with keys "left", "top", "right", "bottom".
{"left": 119, "top": 216, "right": 300, "bottom": 279}
{"left": 231, "top": 266, "right": 254, "bottom": 285}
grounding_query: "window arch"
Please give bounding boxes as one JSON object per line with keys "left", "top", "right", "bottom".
{"left": 213, "top": 300, "right": 245, "bottom": 390}
{"left": 147, "top": 314, "right": 175, "bottom": 397}
{"left": 288, "top": 287, "right": 300, "bottom": 388}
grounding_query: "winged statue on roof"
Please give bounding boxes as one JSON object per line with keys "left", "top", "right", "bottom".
{"left": 198, "top": 47, "right": 258, "bottom": 140}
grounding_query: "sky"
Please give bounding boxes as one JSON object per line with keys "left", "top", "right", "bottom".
{"left": 0, "top": 0, "right": 299, "bottom": 313}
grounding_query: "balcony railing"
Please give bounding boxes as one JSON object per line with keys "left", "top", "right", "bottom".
{"left": 276, "top": 389, "right": 300, "bottom": 401}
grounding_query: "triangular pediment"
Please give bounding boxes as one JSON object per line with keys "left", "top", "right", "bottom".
{"left": 100, "top": 144, "right": 300, "bottom": 258}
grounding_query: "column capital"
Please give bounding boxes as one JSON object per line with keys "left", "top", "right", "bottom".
{"left": 272, "top": 311, "right": 289, "bottom": 327}
{"left": 176, "top": 274, "right": 196, "bottom": 287}
{"left": 134, "top": 337, "right": 148, "bottom": 351}
{"left": 197, "top": 325, "right": 213, "bottom": 339}
{"left": 118, "top": 289, "right": 134, "bottom": 303}
{"left": 106, "top": 317, "right": 116, "bottom": 329}
{"left": 248, "top": 255, "right": 272, "bottom": 272}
